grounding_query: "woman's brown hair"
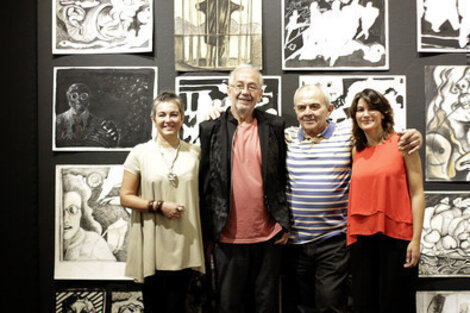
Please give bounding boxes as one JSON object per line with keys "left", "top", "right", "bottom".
{"left": 349, "top": 88, "right": 395, "bottom": 152}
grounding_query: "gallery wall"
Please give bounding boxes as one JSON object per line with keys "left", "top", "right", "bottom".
{"left": 37, "top": 1, "right": 469, "bottom": 312}
{"left": 5, "top": 0, "right": 38, "bottom": 312}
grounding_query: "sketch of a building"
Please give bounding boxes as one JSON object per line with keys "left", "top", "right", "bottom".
{"left": 417, "top": 0, "right": 470, "bottom": 52}
{"left": 425, "top": 65, "right": 470, "bottom": 182}
{"left": 176, "top": 75, "right": 281, "bottom": 144}
{"left": 53, "top": 66, "right": 158, "bottom": 151}
{"left": 53, "top": 0, "right": 153, "bottom": 54}
{"left": 283, "top": 0, "right": 389, "bottom": 70}
{"left": 55, "top": 165, "right": 131, "bottom": 280}
{"left": 299, "top": 75, "right": 406, "bottom": 130}
{"left": 419, "top": 192, "right": 470, "bottom": 277}
{"left": 174, "top": 0, "right": 262, "bottom": 71}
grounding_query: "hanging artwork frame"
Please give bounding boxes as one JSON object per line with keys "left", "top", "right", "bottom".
{"left": 52, "top": 66, "right": 158, "bottom": 151}
{"left": 54, "top": 164, "right": 131, "bottom": 280}
{"left": 417, "top": 0, "right": 470, "bottom": 53}
{"left": 174, "top": 0, "right": 262, "bottom": 71}
{"left": 419, "top": 191, "right": 470, "bottom": 277}
{"left": 56, "top": 288, "right": 106, "bottom": 312}
{"left": 424, "top": 65, "right": 470, "bottom": 182}
{"left": 282, "top": 0, "right": 389, "bottom": 70}
{"left": 52, "top": 0, "right": 153, "bottom": 54}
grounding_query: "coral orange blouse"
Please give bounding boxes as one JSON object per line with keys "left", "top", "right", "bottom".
{"left": 347, "top": 133, "right": 413, "bottom": 245}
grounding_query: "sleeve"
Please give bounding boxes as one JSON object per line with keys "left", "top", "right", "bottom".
{"left": 198, "top": 122, "right": 214, "bottom": 241}
{"left": 123, "top": 145, "right": 141, "bottom": 176}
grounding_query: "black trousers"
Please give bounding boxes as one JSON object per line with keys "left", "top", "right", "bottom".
{"left": 214, "top": 239, "right": 283, "bottom": 313}
{"left": 350, "top": 234, "right": 418, "bottom": 313}
{"left": 142, "top": 269, "right": 192, "bottom": 313}
{"left": 282, "top": 234, "right": 350, "bottom": 313}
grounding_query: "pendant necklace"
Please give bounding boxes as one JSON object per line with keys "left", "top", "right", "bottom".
{"left": 159, "top": 141, "right": 181, "bottom": 187}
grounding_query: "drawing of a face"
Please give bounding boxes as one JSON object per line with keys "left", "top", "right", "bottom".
{"left": 66, "top": 83, "right": 90, "bottom": 115}
{"left": 434, "top": 67, "right": 470, "bottom": 123}
{"left": 426, "top": 132, "right": 453, "bottom": 180}
{"left": 448, "top": 69, "right": 470, "bottom": 122}
{"left": 63, "top": 191, "right": 82, "bottom": 240}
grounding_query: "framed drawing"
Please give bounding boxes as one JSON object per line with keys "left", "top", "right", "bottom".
{"left": 425, "top": 65, "right": 470, "bottom": 181}
{"left": 53, "top": 0, "right": 153, "bottom": 54}
{"left": 111, "top": 291, "right": 144, "bottom": 313}
{"left": 416, "top": 291, "right": 470, "bottom": 313}
{"left": 419, "top": 191, "right": 470, "bottom": 277}
{"left": 299, "top": 75, "right": 406, "bottom": 131}
{"left": 174, "top": 0, "right": 262, "bottom": 71}
{"left": 54, "top": 165, "right": 131, "bottom": 280}
{"left": 53, "top": 66, "right": 158, "bottom": 151}
{"left": 56, "top": 288, "right": 106, "bottom": 312}
{"left": 417, "top": 0, "right": 470, "bottom": 53}
{"left": 282, "top": 0, "right": 389, "bottom": 70}
{"left": 176, "top": 75, "right": 281, "bottom": 144}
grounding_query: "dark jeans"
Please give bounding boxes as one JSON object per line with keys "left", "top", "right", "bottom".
{"left": 214, "top": 238, "right": 283, "bottom": 313}
{"left": 142, "top": 269, "right": 192, "bottom": 313}
{"left": 350, "top": 234, "right": 417, "bottom": 313}
{"left": 283, "top": 234, "right": 350, "bottom": 313}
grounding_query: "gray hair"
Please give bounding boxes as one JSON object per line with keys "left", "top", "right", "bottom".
{"left": 228, "top": 64, "right": 264, "bottom": 87}
{"left": 293, "top": 83, "right": 331, "bottom": 106}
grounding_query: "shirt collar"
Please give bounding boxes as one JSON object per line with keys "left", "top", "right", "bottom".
{"left": 297, "top": 121, "right": 336, "bottom": 141}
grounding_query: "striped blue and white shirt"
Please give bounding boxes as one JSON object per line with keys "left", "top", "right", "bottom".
{"left": 285, "top": 121, "right": 353, "bottom": 244}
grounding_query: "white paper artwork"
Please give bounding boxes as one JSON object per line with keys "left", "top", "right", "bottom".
{"left": 111, "top": 291, "right": 144, "bottom": 313}
{"left": 176, "top": 75, "right": 281, "bottom": 144}
{"left": 282, "top": 0, "right": 389, "bottom": 70}
{"left": 417, "top": 0, "right": 470, "bottom": 53}
{"left": 425, "top": 65, "right": 470, "bottom": 182}
{"left": 53, "top": 0, "right": 153, "bottom": 54}
{"left": 54, "top": 165, "right": 131, "bottom": 280}
{"left": 174, "top": 0, "right": 262, "bottom": 71}
{"left": 419, "top": 191, "right": 470, "bottom": 277}
{"left": 299, "top": 75, "right": 406, "bottom": 131}
{"left": 53, "top": 66, "right": 158, "bottom": 151}
{"left": 56, "top": 289, "right": 106, "bottom": 313}
{"left": 417, "top": 291, "right": 470, "bottom": 313}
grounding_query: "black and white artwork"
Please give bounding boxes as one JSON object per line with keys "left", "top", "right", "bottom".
{"left": 53, "top": 66, "right": 157, "bottom": 151}
{"left": 111, "top": 291, "right": 144, "bottom": 313}
{"left": 54, "top": 165, "right": 131, "bottom": 280}
{"left": 417, "top": 0, "right": 470, "bottom": 53}
{"left": 419, "top": 191, "right": 470, "bottom": 277}
{"left": 425, "top": 65, "right": 470, "bottom": 182}
{"left": 416, "top": 291, "right": 470, "bottom": 313}
{"left": 282, "top": 0, "right": 389, "bottom": 70}
{"left": 56, "top": 289, "right": 106, "bottom": 313}
{"left": 176, "top": 75, "right": 281, "bottom": 144}
{"left": 53, "top": 0, "right": 153, "bottom": 54}
{"left": 299, "top": 75, "right": 406, "bottom": 130}
{"left": 174, "top": 0, "right": 262, "bottom": 71}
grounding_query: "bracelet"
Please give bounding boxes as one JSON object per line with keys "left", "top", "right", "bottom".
{"left": 148, "top": 200, "right": 155, "bottom": 212}
{"left": 156, "top": 200, "right": 163, "bottom": 212}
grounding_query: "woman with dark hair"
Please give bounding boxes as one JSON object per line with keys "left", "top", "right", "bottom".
{"left": 120, "top": 91, "right": 205, "bottom": 313}
{"left": 347, "top": 88, "right": 425, "bottom": 313}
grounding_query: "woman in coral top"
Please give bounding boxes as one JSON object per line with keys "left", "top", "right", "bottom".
{"left": 347, "top": 88, "right": 425, "bottom": 313}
